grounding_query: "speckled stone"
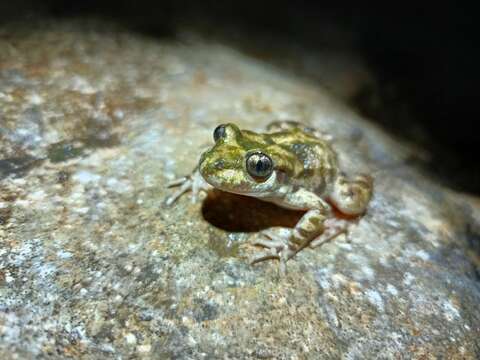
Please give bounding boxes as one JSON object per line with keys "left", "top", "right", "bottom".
{"left": 1, "top": 21, "right": 479, "bottom": 359}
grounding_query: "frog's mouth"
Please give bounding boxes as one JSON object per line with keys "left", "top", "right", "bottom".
{"left": 201, "top": 169, "right": 278, "bottom": 197}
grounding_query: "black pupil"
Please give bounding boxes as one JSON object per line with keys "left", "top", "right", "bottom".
{"left": 213, "top": 125, "right": 226, "bottom": 142}
{"left": 256, "top": 158, "right": 269, "bottom": 174}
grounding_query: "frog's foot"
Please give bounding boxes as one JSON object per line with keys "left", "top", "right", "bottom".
{"left": 164, "top": 170, "right": 210, "bottom": 206}
{"left": 309, "top": 218, "right": 349, "bottom": 248}
{"left": 251, "top": 208, "right": 328, "bottom": 273}
{"left": 250, "top": 228, "right": 299, "bottom": 275}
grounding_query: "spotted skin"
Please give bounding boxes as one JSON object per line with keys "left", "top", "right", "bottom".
{"left": 166, "top": 121, "right": 373, "bottom": 274}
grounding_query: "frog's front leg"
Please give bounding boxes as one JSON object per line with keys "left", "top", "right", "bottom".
{"left": 164, "top": 168, "right": 211, "bottom": 206}
{"left": 309, "top": 218, "right": 349, "bottom": 248}
{"left": 250, "top": 188, "right": 330, "bottom": 273}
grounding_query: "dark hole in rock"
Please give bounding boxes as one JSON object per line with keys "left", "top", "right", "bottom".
{"left": 0, "top": 155, "right": 43, "bottom": 179}
{"left": 47, "top": 140, "right": 85, "bottom": 163}
{"left": 81, "top": 133, "right": 120, "bottom": 148}
{"left": 56, "top": 171, "right": 70, "bottom": 183}
{"left": 80, "top": 117, "right": 121, "bottom": 148}
{"left": 201, "top": 189, "right": 305, "bottom": 232}
{"left": 192, "top": 298, "right": 219, "bottom": 322}
{"left": 0, "top": 207, "right": 12, "bottom": 225}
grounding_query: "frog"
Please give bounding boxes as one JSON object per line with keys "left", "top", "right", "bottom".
{"left": 166, "top": 121, "right": 373, "bottom": 274}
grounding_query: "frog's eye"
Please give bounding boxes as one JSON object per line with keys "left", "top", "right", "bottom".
{"left": 213, "top": 124, "right": 227, "bottom": 142}
{"left": 246, "top": 152, "right": 273, "bottom": 179}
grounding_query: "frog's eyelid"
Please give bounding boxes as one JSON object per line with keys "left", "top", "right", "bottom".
{"left": 213, "top": 124, "right": 227, "bottom": 142}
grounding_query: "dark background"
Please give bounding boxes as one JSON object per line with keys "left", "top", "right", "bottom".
{"left": 1, "top": 1, "right": 478, "bottom": 194}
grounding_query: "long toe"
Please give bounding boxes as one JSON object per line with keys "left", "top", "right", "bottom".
{"left": 261, "top": 227, "right": 291, "bottom": 241}
{"left": 249, "top": 249, "right": 280, "bottom": 264}
{"left": 166, "top": 176, "right": 189, "bottom": 187}
{"left": 252, "top": 238, "right": 286, "bottom": 250}
{"left": 164, "top": 179, "right": 193, "bottom": 206}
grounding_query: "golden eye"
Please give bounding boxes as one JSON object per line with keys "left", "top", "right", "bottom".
{"left": 213, "top": 124, "right": 227, "bottom": 142}
{"left": 246, "top": 152, "right": 273, "bottom": 179}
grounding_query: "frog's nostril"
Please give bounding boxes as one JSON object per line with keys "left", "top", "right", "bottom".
{"left": 214, "top": 159, "right": 225, "bottom": 170}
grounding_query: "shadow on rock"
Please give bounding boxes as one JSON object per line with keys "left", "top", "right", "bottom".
{"left": 201, "top": 189, "right": 304, "bottom": 232}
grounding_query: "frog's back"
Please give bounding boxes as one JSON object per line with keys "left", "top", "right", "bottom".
{"left": 270, "top": 127, "right": 338, "bottom": 193}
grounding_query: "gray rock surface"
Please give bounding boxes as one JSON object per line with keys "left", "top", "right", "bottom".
{"left": 1, "top": 21, "right": 479, "bottom": 359}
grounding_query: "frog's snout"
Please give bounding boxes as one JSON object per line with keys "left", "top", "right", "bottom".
{"left": 199, "top": 155, "right": 215, "bottom": 178}
{"left": 199, "top": 156, "right": 226, "bottom": 176}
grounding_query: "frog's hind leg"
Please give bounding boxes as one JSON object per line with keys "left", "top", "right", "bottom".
{"left": 329, "top": 173, "right": 373, "bottom": 216}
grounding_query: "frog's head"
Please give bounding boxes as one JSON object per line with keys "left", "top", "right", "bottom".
{"left": 199, "top": 123, "right": 284, "bottom": 196}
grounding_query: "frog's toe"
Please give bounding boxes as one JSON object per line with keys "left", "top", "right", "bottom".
{"left": 250, "top": 248, "right": 295, "bottom": 276}
{"left": 251, "top": 229, "right": 298, "bottom": 273}
{"left": 165, "top": 170, "right": 211, "bottom": 206}
{"left": 252, "top": 238, "right": 286, "bottom": 250}
{"left": 249, "top": 249, "right": 280, "bottom": 264}
{"left": 310, "top": 218, "right": 349, "bottom": 248}
{"left": 166, "top": 176, "right": 190, "bottom": 188}
{"left": 261, "top": 227, "right": 291, "bottom": 242}
{"left": 164, "top": 180, "right": 192, "bottom": 206}
{"left": 253, "top": 227, "right": 292, "bottom": 253}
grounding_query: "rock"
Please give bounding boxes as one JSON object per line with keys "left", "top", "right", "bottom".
{"left": 1, "top": 20, "right": 479, "bottom": 359}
